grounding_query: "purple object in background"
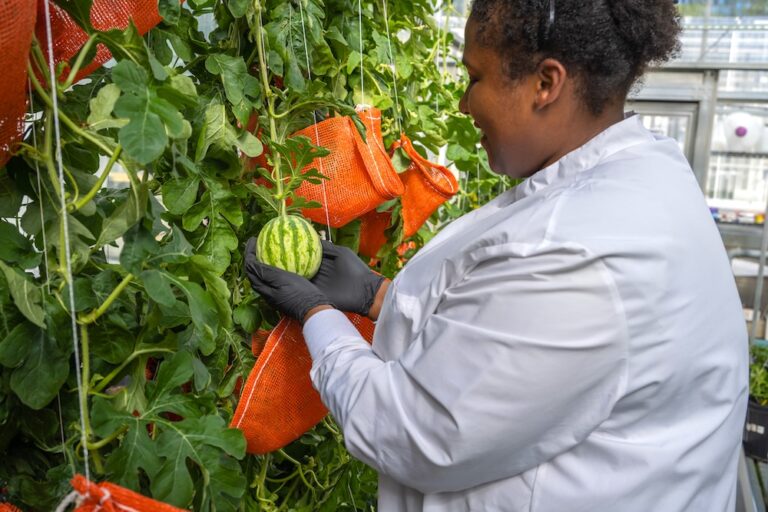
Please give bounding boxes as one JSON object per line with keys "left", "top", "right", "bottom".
{"left": 735, "top": 126, "right": 748, "bottom": 137}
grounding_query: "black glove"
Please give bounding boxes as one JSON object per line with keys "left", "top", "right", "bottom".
{"left": 244, "top": 237, "right": 333, "bottom": 323}
{"left": 310, "top": 240, "right": 386, "bottom": 317}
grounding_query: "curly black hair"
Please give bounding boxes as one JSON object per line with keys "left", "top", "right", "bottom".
{"left": 469, "top": 0, "right": 682, "bottom": 115}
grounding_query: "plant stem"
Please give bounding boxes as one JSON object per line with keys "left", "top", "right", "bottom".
{"left": 63, "top": 33, "right": 100, "bottom": 90}
{"left": 72, "top": 145, "right": 122, "bottom": 211}
{"left": 87, "top": 425, "right": 129, "bottom": 450}
{"left": 78, "top": 323, "right": 103, "bottom": 473}
{"left": 253, "top": 1, "right": 286, "bottom": 216}
{"left": 91, "top": 346, "right": 175, "bottom": 394}
{"left": 79, "top": 274, "right": 134, "bottom": 325}
{"left": 28, "top": 63, "right": 119, "bottom": 157}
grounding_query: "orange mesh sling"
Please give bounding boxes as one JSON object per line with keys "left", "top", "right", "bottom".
{"left": 35, "top": 0, "right": 164, "bottom": 84}
{"left": 60, "top": 475, "right": 185, "bottom": 512}
{"left": 232, "top": 314, "right": 375, "bottom": 454}
{"left": 358, "top": 133, "right": 460, "bottom": 257}
{"left": 0, "top": 503, "right": 22, "bottom": 512}
{"left": 0, "top": 0, "right": 36, "bottom": 168}
{"left": 289, "top": 107, "right": 403, "bottom": 228}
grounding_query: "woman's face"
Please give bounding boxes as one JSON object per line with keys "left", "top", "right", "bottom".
{"left": 459, "top": 17, "right": 543, "bottom": 179}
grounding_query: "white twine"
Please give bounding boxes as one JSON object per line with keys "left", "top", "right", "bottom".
{"left": 358, "top": 0, "right": 365, "bottom": 106}
{"left": 297, "top": 0, "right": 334, "bottom": 240}
{"left": 41, "top": 0, "right": 90, "bottom": 483}
{"left": 381, "top": 0, "right": 402, "bottom": 135}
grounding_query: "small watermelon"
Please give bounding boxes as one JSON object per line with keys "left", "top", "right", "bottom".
{"left": 256, "top": 215, "right": 322, "bottom": 278}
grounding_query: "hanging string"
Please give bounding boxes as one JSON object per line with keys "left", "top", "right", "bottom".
{"left": 41, "top": 0, "right": 91, "bottom": 483}
{"left": 28, "top": 77, "right": 69, "bottom": 475}
{"left": 297, "top": 0, "right": 333, "bottom": 241}
{"left": 358, "top": 0, "right": 365, "bottom": 107}
{"left": 354, "top": 1, "right": 388, "bottom": 198}
{"left": 381, "top": 0, "right": 402, "bottom": 135}
{"left": 28, "top": 80, "right": 51, "bottom": 294}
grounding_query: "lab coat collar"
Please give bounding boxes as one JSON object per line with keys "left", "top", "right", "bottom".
{"left": 514, "top": 114, "right": 654, "bottom": 201}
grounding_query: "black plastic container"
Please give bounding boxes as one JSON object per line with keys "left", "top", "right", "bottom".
{"left": 744, "top": 397, "right": 768, "bottom": 462}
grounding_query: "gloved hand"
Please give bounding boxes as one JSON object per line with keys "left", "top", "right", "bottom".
{"left": 310, "top": 241, "right": 386, "bottom": 317}
{"left": 244, "top": 237, "right": 333, "bottom": 323}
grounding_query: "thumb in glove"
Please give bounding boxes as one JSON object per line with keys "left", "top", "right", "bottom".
{"left": 244, "top": 237, "right": 333, "bottom": 323}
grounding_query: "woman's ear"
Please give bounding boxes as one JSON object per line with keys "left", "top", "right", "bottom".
{"left": 534, "top": 58, "right": 568, "bottom": 110}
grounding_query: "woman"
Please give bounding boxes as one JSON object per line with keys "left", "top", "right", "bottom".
{"left": 245, "top": 1, "right": 749, "bottom": 510}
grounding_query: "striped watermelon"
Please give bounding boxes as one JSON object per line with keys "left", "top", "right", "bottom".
{"left": 256, "top": 215, "right": 322, "bottom": 279}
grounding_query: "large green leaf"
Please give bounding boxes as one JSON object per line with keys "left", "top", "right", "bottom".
{"left": 115, "top": 92, "right": 168, "bottom": 165}
{"left": 0, "top": 262, "right": 45, "bottom": 329}
{"left": 162, "top": 177, "right": 200, "bottom": 215}
{"left": 140, "top": 270, "right": 177, "bottom": 307}
{"left": 9, "top": 325, "right": 69, "bottom": 409}
{"left": 0, "top": 221, "right": 40, "bottom": 269}
{"left": 96, "top": 183, "right": 149, "bottom": 248}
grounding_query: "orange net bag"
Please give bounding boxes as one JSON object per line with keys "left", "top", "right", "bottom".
{"left": 0, "top": 503, "right": 22, "bottom": 512}
{"left": 35, "top": 0, "right": 164, "bottom": 84}
{"left": 0, "top": 0, "right": 36, "bottom": 168}
{"left": 232, "top": 313, "right": 375, "bottom": 454}
{"left": 359, "top": 134, "right": 459, "bottom": 257}
{"left": 62, "top": 474, "right": 185, "bottom": 512}
{"left": 291, "top": 107, "right": 404, "bottom": 228}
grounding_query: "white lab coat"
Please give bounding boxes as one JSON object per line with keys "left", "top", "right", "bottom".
{"left": 303, "top": 115, "right": 749, "bottom": 512}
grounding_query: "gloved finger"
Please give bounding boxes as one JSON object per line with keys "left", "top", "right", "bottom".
{"left": 320, "top": 240, "right": 340, "bottom": 259}
{"left": 244, "top": 237, "right": 258, "bottom": 267}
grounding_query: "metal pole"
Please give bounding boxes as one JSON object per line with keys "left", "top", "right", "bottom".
{"left": 749, "top": 186, "right": 768, "bottom": 345}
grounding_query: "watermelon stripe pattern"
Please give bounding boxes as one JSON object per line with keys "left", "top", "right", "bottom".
{"left": 256, "top": 215, "right": 322, "bottom": 279}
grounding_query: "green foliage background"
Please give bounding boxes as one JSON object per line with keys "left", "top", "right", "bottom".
{"left": 0, "top": 0, "right": 506, "bottom": 510}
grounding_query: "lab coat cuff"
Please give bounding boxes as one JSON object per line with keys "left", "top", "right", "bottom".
{"left": 302, "top": 309, "right": 361, "bottom": 360}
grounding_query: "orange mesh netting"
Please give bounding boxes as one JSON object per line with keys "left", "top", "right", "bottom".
{"left": 359, "top": 133, "right": 459, "bottom": 257}
{"left": 0, "top": 503, "right": 22, "bottom": 512}
{"left": 232, "top": 313, "right": 375, "bottom": 455}
{"left": 35, "top": 0, "right": 163, "bottom": 84}
{"left": 358, "top": 209, "right": 392, "bottom": 258}
{"left": 291, "top": 107, "right": 404, "bottom": 228}
{"left": 0, "top": 0, "right": 36, "bottom": 168}
{"left": 66, "top": 474, "right": 185, "bottom": 512}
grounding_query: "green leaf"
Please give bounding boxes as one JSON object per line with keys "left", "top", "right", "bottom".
{"left": 9, "top": 326, "right": 69, "bottom": 409}
{"left": 120, "top": 224, "right": 160, "bottom": 275}
{"left": 0, "top": 322, "right": 36, "bottom": 367}
{"left": 151, "top": 351, "right": 194, "bottom": 399}
{"left": 0, "top": 221, "right": 40, "bottom": 269}
{"left": 227, "top": 0, "right": 249, "bottom": 17}
{"left": 0, "top": 262, "right": 45, "bottom": 329}
{"left": 233, "top": 302, "right": 260, "bottom": 334}
{"left": 112, "top": 60, "right": 148, "bottom": 95}
{"left": 205, "top": 54, "right": 251, "bottom": 124}
{"left": 236, "top": 131, "right": 263, "bottom": 158}
{"left": 92, "top": 398, "right": 162, "bottom": 489}
{"left": 0, "top": 173, "right": 23, "bottom": 218}
{"left": 115, "top": 92, "right": 168, "bottom": 165}
{"left": 97, "top": 184, "right": 149, "bottom": 248}
{"left": 167, "top": 278, "right": 219, "bottom": 355}
{"left": 141, "top": 270, "right": 177, "bottom": 307}
{"left": 87, "top": 83, "right": 128, "bottom": 131}
{"left": 158, "top": 0, "right": 181, "bottom": 24}
{"left": 162, "top": 177, "right": 200, "bottom": 215}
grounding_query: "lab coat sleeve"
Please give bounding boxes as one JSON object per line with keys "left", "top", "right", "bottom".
{"left": 306, "top": 242, "right": 629, "bottom": 494}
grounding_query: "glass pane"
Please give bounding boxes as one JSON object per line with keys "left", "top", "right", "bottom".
{"left": 676, "top": 1, "right": 768, "bottom": 63}
{"left": 637, "top": 114, "right": 691, "bottom": 154}
{"left": 706, "top": 102, "right": 768, "bottom": 221}
{"left": 719, "top": 70, "right": 768, "bottom": 93}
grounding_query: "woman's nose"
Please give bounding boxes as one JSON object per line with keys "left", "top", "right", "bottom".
{"left": 458, "top": 87, "right": 470, "bottom": 115}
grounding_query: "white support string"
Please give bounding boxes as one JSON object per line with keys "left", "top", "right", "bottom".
{"left": 28, "top": 80, "right": 51, "bottom": 294}
{"left": 358, "top": 0, "right": 365, "bottom": 106}
{"left": 381, "top": 0, "right": 403, "bottom": 135}
{"left": 297, "top": 0, "right": 334, "bottom": 240}
{"left": 41, "top": 0, "right": 90, "bottom": 483}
